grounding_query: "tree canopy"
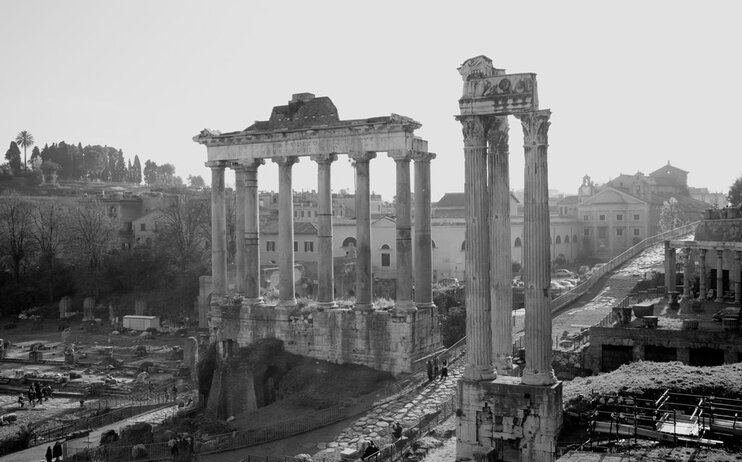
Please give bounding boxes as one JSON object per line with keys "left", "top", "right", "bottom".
{"left": 728, "top": 176, "right": 742, "bottom": 207}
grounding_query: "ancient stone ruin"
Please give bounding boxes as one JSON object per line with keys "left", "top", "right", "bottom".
{"left": 193, "top": 93, "right": 441, "bottom": 375}
{"left": 455, "top": 56, "right": 562, "bottom": 462}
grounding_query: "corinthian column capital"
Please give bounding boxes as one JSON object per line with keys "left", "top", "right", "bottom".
{"left": 515, "top": 110, "right": 551, "bottom": 148}
{"left": 235, "top": 158, "right": 265, "bottom": 170}
{"left": 486, "top": 116, "right": 510, "bottom": 154}
{"left": 205, "top": 160, "right": 228, "bottom": 169}
{"left": 459, "top": 116, "right": 487, "bottom": 148}
{"left": 348, "top": 151, "right": 377, "bottom": 163}
{"left": 411, "top": 151, "right": 436, "bottom": 163}
{"left": 272, "top": 156, "right": 299, "bottom": 167}
{"left": 311, "top": 153, "right": 338, "bottom": 164}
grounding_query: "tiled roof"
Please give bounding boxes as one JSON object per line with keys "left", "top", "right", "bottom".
{"left": 435, "top": 193, "right": 466, "bottom": 207}
{"left": 557, "top": 195, "right": 579, "bottom": 205}
{"left": 261, "top": 221, "right": 318, "bottom": 235}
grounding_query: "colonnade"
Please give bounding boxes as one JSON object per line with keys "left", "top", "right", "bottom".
{"left": 459, "top": 110, "right": 556, "bottom": 386}
{"left": 205, "top": 150, "right": 436, "bottom": 313}
{"left": 670, "top": 244, "right": 742, "bottom": 304}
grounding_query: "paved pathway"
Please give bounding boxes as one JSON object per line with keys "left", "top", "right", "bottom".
{"left": 1, "top": 404, "right": 179, "bottom": 462}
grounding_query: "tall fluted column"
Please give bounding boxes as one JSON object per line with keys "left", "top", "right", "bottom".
{"left": 274, "top": 156, "right": 299, "bottom": 307}
{"left": 735, "top": 251, "right": 741, "bottom": 304}
{"left": 459, "top": 116, "right": 494, "bottom": 380}
{"left": 350, "top": 152, "right": 376, "bottom": 312}
{"left": 716, "top": 249, "right": 724, "bottom": 302}
{"left": 683, "top": 249, "right": 692, "bottom": 298}
{"left": 313, "top": 154, "right": 337, "bottom": 308}
{"left": 207, "top": 161, "right": 228, "bottom": 295}
{"left": 517, "top": 110, "right": 556, "bottom": 386}
{"left": 389, "top": 152, "right": 416, "bottom": 313}
{"left": 413, "top": 151, "right": 436, "bottom": 308}
{"left": 487, "top": 116, "right": 513, "bottom": 373}
{"left": 699, "top": 248, "right": 707, "bottom": 298}
{"left": 244, "top": 159, "right": 264, "bottom": 304}
{"left": 665, "top": 242, "right": 676, "bottom": 296}
{"left": 233, "top": 164, "right": 248, "bottom": 293}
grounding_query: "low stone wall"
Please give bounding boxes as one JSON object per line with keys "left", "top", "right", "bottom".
{"left": 208, "top": 296, "right": 441, "bottom": 375}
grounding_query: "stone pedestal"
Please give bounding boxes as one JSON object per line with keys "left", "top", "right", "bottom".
{"left": 457, "top": 376, "right": 563, "bottom": 462}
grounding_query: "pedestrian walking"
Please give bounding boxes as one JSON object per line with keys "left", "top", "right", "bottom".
{"left": 17, "top": 393, "right": 24, "bottom": 408}
{"left": 45, "top": 445, "right": 53, "bottom": 462}
{"left": 53, "top": 440, "right": 62, "bottom": 462}
{"left": 440, "top": 363, "right": 448, "bottom": 381}
{"left": 426, "top": 360, "right": 433, "bottom": 382}
{"left": 433, "top": 356, "right": 439, "bottom": 380}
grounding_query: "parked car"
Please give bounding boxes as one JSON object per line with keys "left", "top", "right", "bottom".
{"left": 554, "top": 269, "right": 575, "bottom": 279}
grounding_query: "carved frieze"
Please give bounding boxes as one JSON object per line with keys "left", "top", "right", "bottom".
{"left": 516, "top": 110, "right": 551, "bottom": 148}
{"left": 460, "top": 73, "right": 539, "bottom": 116}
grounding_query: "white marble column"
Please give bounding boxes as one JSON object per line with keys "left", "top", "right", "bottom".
{"left": 233, "top": 164, "right": 248, "bottom": 294}
{"left": 487, "top": 116, "right": 513, "bottom": 373}
{"left": 389, "top": 151, "right": 416, "bottom": 313}
{"left": 699, "top": 248, "right": 707, "bottom": 299}
{"left": 273, "top": 156, "right": 299, "bottom": 307}
{"left": 313, "top": 154, "right": 337, "bottom": 308}
{"left": 350, "top": 151, "right": 376, "bottom": 312}
{"left": 244, "top": 159, "right": 264, "bottom": 304}
{"left": 517, "top": 110, "right": 556, "bottom": 386}
{"left": 413, "top": 151, "right": 436, "bottom": 308}
{"left": 207, "top": 161, "right": 228, "bottom": 295}
{"left": 716, "top": 249, "right": 724, "bottom": 302}
{"left": 665, "top": 242, "right": 676, "bottom": 296}
{"left": 735, "top": 251, "right": 741, "bottom": 304}
{"left": 459, "top": 116, "right": 494, "bottom": 381}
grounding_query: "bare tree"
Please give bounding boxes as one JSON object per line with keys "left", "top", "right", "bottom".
{"left": 0, "top": 191, "right": 35, "bottom": 280}
{"left": 30, "top": 200, "right": 68, "bottom": 301}
{"left": 158, "top": 191, "right": 210, "bottom": 269}
{"left": 65, "top": 198, "right": 116, "bottom": 298}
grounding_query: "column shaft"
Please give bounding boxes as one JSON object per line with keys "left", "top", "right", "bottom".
{"left": 413, "top": 152, "right": 435, "bottom": 308}
{"left": 460, "top": 116, "right": 494, "bottom": 380}
{"left": 735, "top": 251, "right": 741, "bottom": 304}
{"left": 716, "top": 249, "right": 724, "bottom": 301}
{"left": 488, "top": 116, "right": 513, "bottom": 372}
{"left": 683, "top": 249, "right": 692, "bottom": 298}
{"left": 393, "top": 156, "right": 415, "bottom": 313}
{"left": 208, "top": 162, "right": 227, "bottom": 295}
{"left": 275, "top": 157, "right": 299, "bottom": 307}
{"left": 244, "top": 160, "right": 264, "bottom": 303}
{"left": 518, "top": 110, "right": 556, "bottom": 386}
{"left": 314, "top": 154, "right": 337, "bottom": 308}
{"left": 351, "top": 152, "right": 376, "bottom": 311}
{"left": 699, "top": 249, "right": 707, "bottom": 298}
{"left": 665, "top": 244, "right": 677, "bottom": 296}
{"left": 234, "top": 166, "right": 247, "bottom": 293}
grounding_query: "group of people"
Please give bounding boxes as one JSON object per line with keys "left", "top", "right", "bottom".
{"left": 425, "top": 356, "right": 448, "bottom": 382}
{"left": 18, "top": 381, "right": 54, "bottom": 408}
{"left": 168, "top": 433, "right": 195, "bottom": 458}
{"left": 44, "top": 441, "right": 63, "bottom": 462}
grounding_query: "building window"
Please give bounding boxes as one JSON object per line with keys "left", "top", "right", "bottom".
{"left": 598, "top": 227, "right": 608, "bottom": 238}
{"left": 616, "top": 214, "right": 623, "bottom": 221}
{"left": 573, "top": 234, "right": 578, "bottom": 243}
{"left": 616, "top": 228, "right": 624, "bottom": 236}
{"left": 381, "top": 253, "right": 390, "bottom": 267}
{"left": 140, "top": 223, "right": 146, "bottom": 231}
{"left": 300, "top": 210, "right": 305, "bottom": 218}
{"left": 599, "top": 214, "right": 606, "bottom": 221}
{"left": 304, "top": 241, "right": 314, "bottom": 252}
{"left": 514, "top": 237, "right": 522, "bottom": 248}
{"left": 583, "top": 228, "right": 591, "bottom": 236}
{"left": 633, "top": 228, "right": 641, "bottom": 236}
{"left": 555, "top": 236, "right": 562, "bottom": 244}
{"left": 633, "top": 214, "right": 640, "bottom": 221}
{"left": 583, "top": 215, "right": 590, "bottom": 221}
{"left": 565, "top": 235, "right": 570, "bottom": 244}
{"left": 266, "top": 241, "right": 276, "bottom": 252}
{"left": 294, "top": 241, "right": 298, "bottom": 252}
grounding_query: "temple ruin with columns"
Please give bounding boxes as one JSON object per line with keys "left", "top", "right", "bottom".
{"left": 455, "top": 56, "right": 562, "bottom": 461}
{"left": 193, "top": 93, "right": 441, "bottom": 375}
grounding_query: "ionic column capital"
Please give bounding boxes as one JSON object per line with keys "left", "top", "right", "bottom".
{"left": 411, "top": 151, "right": 436, "bottom": 163}
{"left": 311, "top": 153, "right": 338, "bottom": 164}
{"left": 233, "top": 158, "right": 265, "bottom": 171}
{"left": 387, "top": 150, "right": 412, "bottom": 161}
{"left": 349, "top": 151, "right": 377, "bottom": 163}
{"left": 205, "top": 160, "right": 229, "bottom": 169}
{"left": 272, "top": 156, "right": 299, "bottom": 167}
{"left": 515, "top": 109, "right": 551, "bottom": 148}
{"left": 458, "top": 116, "right": 487, "bottom": 148}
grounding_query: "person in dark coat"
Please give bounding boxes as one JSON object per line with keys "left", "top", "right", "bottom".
{"left": 433, "top": 356, "right": 439, "bottom": 379}
{"left": 426, "top": 360, "right": 433, "bottom": 381}
{"left": 53, "top": 441, "right": 62, "bottom": 461}
{"left": 45, "top": 446, "right": 53, "bottom": 462}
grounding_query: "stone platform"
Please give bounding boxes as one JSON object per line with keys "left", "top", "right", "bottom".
{"left": 209, "top": 295, "right": 441, "bottom": 375}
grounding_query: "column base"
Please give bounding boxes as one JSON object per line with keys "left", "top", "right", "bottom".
{"left": 394, "top": 300, "right": 418, "bottom": 314}
{"left": 241, "top": 297, "right": 265, "bottom": 308}
{"left": 463, "top": 364, "right": 497, "bottom": 381}
{"left": 316, "top": 301, "right": 338, "bottom": 310}
{"left": 521, "top": 368, "right": 557, "bottom": 386}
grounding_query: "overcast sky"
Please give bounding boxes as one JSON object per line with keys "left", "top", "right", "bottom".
{"left": 2, "top": 1, "right": 740, "bottom": 202}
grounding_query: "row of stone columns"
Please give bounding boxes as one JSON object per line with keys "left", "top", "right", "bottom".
{"left": 459, "top": 110, "right": 555, "bottom": 385}
{"left": 206, "top": 152, "right": 435, "bottom": 312}
{"left": 677, "top": 247, "right": 742, "bottom": 303}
